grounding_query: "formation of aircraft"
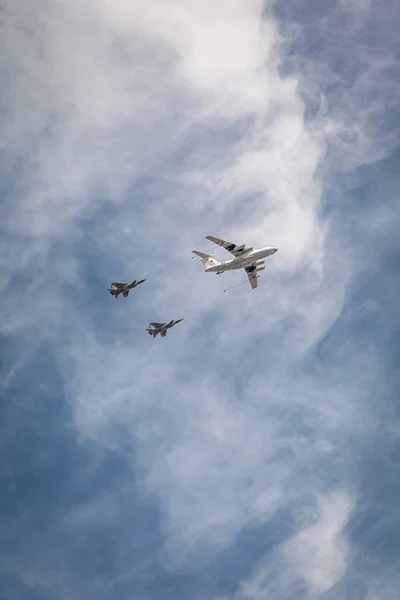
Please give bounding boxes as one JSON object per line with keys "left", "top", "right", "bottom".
{"left": 108, "top": 279, "right": 146, "bottom": 298}
{"left": 109, "top": 234, "right": 278, "bottom": 336}
{"left": 146, "top": 319, "right": 184, "bottom": 338}
{"left": 192, "top": 235, "right": 278, "bottom": 289}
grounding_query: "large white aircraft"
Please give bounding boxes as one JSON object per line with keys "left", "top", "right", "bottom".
{"left": 192, "top": 235, "right": 278, "bottom": 289}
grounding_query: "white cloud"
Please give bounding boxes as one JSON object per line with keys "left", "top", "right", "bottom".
{"left": 237, "top": 491, "right": 352, "bottom": 600}
{"left": 1, "top": 0, "right": 399, "bottom": 597}
{"left": 284, "top": 492, "right": 351, "bottom": 596}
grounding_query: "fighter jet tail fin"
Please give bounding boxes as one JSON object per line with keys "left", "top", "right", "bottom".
{"left": 191, "top": 250, "right": 220, "bottom": 269}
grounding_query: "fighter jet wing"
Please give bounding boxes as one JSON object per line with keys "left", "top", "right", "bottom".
{"left": 122, "top": 290, "right": 129, "bottom": 297}
{"left": 150, "top": 322, "right": 164, "bottom": 328}
{"left": 160, "top": 330, "right": 167, "bottom": 337}
{"left": 205, "top": 235, "right": 249, "bottom": 256}
{"left": 245, "top": 266, "right": 258, "bottom": 289}
{"left": 111, "top": 282, "right": 126, "bottom": 288}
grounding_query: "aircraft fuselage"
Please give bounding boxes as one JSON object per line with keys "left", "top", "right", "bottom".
{"left": 205, "top": 247, "right": 278, "bottom": 272}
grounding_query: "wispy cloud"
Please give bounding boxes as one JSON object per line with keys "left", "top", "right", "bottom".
{"left": 238, "top": 491, "right": 352, "bottom": 599}
{"left": 1, "top": 0, "right": 399, "bottom": 598}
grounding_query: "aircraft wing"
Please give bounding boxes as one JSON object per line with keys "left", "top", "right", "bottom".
{"left": 111, "top": 282, "right": 125, "bottom": 288}
{"left": 160, "top": 330, "right": 167, "bottom": 337}
{"left": 122, "top": 290, "right": 129, "bottom": 297}
{"left": 245, "top": 266, "right": 258, "bottom": 289}
{"left": 150, "top": 322, "right": 164, "bottom": 328}
{"left": 205, "top": 235, "right": 249, "bottom": 257}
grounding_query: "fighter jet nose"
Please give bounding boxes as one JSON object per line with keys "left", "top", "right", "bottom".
{"left": 273, "top": 247, "right": 278, "bottom": 253}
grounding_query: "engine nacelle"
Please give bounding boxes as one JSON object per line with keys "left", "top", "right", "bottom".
{"left": 255, "top": 260, "right": 265, "bottom": 266}
{"left": 255, "top": 266, "right": 265, "bottom": 272}
{"left": 234, "top": 244, "right": 246, "bottom": 252}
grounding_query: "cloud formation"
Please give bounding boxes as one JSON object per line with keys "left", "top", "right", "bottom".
{"left": 238, "top": 492, "right": 352, "bottom": 599}
{"left": 1, "top": 0, "right": 399, "bottom": 598}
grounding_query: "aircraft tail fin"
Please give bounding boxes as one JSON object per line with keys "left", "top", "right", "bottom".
{"left": 192, "top": 250, "right": 220, "bottom": 269}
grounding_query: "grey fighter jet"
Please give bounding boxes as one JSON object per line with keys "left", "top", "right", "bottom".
{"left": 192, "top": 235, "right": 278, "bottom": 289}
{"left": 146, "top": 319, "right": 184, "bottom": 338}
{"left": 108, "top": 279, "right": 146, "bottom": 298}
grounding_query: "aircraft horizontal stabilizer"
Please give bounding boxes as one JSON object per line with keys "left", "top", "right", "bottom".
{"left": 192, "top": 250, "right": 213, "bottom": 260}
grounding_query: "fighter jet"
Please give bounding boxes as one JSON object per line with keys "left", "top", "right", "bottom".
{"left": 192, "top": 235, "right": 278, "bottom": 289}
{"left": 108, "top": 279, "right": 146, "bottom": 298}
{"left": 146, "top": 319, "right": 184, "bottom": 338}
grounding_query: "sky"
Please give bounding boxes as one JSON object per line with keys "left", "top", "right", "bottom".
{"left": 1, "top": 0, "right": 399, "bottom": 599}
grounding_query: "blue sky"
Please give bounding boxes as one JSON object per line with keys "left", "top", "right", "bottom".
{"left": 1, "top": 0, "right": 399, "bottom": 598}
